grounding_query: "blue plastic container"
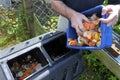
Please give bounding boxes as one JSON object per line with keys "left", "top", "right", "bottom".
{"left": 66, "top": 5, "right": 112, "bottom": 50}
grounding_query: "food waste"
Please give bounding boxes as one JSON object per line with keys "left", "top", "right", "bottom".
{"left": 10, "top": 55, "right": 42, "bottom": 80}
{"left": 68, "top": 14, "right": 101, "bottom": 47}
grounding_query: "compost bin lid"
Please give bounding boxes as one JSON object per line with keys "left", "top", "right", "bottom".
{"left": 0, "top": 31, "right": 63, "bottom": 59}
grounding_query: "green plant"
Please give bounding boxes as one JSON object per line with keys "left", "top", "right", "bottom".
{"left": 79, "top": 51, "right": 118, "bottom": 80}
{"left": 34, "top": 14, "right": 58, "bottom": 36}
{"left": 43, "top": 16, "right": 58, "bottom": 32}
{"left": 0, "top": 4, "right": 29, "bottom": 48}
{"left": 113, "top": 19, "right": 120, "bottom": 34}
{"left": 103, "top": 0, "right": 108, "bottom": 5}
{"left": 33, "top": 13, "right": 46, "bottom": 36}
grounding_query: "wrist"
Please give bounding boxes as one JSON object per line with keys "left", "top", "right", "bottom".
{"left": 66, "top": 9, "right": 79, "bottom": 20}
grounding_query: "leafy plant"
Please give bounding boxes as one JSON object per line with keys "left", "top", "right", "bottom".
{"left": 113, "top": 19, "right": 120, "bottom": 34}
{"left": 79, "top": 51, "right": 118, "bottom": 80}
{"left": 103, "top": 0, "right": 108, "bottom": 5}
{"left": 0, "top": 4, "right": 29, "bottom": 48}
{"left": 34, "top": 14, "right": 58, "bottom": 36}
{"left": 43, "top": 16, "right": 58, "bottom": 32}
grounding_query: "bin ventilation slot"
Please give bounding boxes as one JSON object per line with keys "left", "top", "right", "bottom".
{"left": 9, "top": 47, "right": 15, "bottom": 52}
{"left": 43, "top": 34, "right": 71, "bottom": 61}
{"left": 7, "top": 48, "right": 48, "bottom": 80}
{"left": 50, "top": 32, "right": 54, "bottom": 36}
{"left": 39, "top": 36, "right": 42, "bottom": 40}
{"left": 25, "top": 41, "right": 29, "bottom": 45}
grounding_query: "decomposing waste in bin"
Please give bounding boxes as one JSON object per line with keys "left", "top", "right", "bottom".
{"left": 7, "top": 48, "right": 48, "bottom": 80}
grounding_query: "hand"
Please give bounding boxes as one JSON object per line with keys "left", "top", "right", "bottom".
{"left": 70, "top": 12, "right": 89, "bottom": 35}
{"left": 100, "top": 5, "right": 120, "bottom": 26}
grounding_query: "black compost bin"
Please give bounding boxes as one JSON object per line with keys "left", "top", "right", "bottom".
{"left": 0, "top": 31, "right": 83, "bottom": 80}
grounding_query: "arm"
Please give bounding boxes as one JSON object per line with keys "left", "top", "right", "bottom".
{"left": 51, "top": 0, "right": 89, "bottom": 34}
{"left": 51, "top": 0, "right": 77, "bottom": 20}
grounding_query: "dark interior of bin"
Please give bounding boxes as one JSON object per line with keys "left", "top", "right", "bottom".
{"left": 43, "top": 34, "right": 71, "bottom": 61}
{"left": 105, "top": 43, "right": 120, "bottom": 57}
{"left": 7, "top": 48, "right": 48, "bottom": 80}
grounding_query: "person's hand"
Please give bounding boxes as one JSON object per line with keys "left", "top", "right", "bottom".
{"left": 100, "top": 5, "right": 120, "bottom": 26}
{"left": 70, "top": 12, "right": 89, "bottom": 35}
